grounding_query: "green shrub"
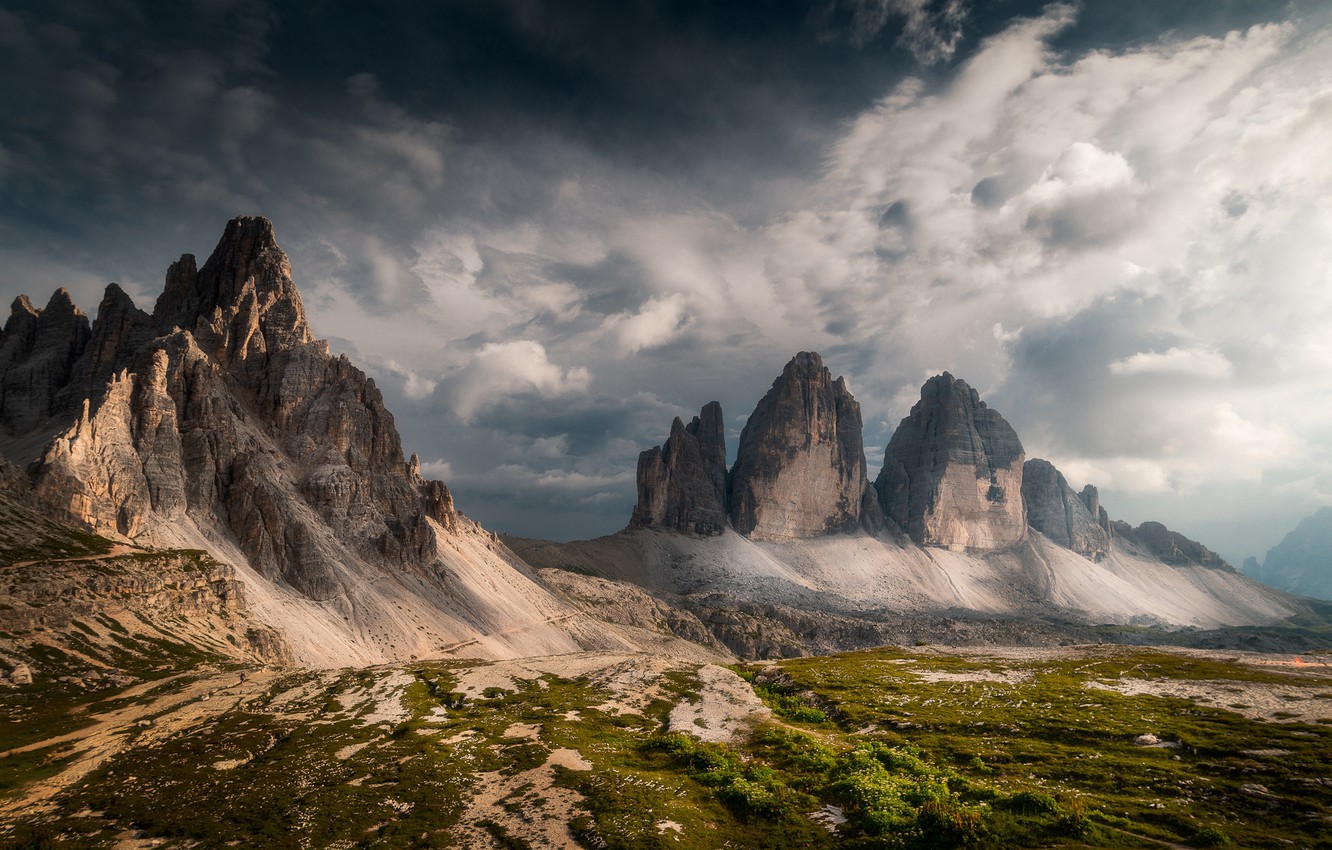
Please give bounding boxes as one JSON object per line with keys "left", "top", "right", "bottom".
{"left": 1054, "top": 797, "right": 1092, "bottom": 838}
{"left": 1192, "top": 826, "right": 1231, "bottom": 847}
{"left": 999, "top": 790, "right": 1060, "bottom": 815}
{"left": 917, "top": 799, "right": 989, "bottom": 847}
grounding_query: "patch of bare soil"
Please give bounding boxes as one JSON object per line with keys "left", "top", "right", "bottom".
{"left": 451, "top": 738, "right": 595, "bottom": 849}
{"left": 1086, "top": 677, "right": 1332, "bottom": 724}
{"left": 667, "top": 663, "right": 771, "bottom": 743}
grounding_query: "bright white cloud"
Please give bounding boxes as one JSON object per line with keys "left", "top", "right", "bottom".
{"left": 446, "top": 340, "right": 591, "bottom": 423}
{"left": 24, "top": 2, "right": 1325, "bottom": 550}
{"left": 1108, "top": 346, "right": 1234, "bottom": 379}
{"left": 601, "top": 293, "right": 693, "bottom": 354}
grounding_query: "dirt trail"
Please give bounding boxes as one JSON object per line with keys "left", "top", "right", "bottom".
{"left": 435, "top": 612, "right": 580, "bottom": 656}
{"left": 0, "top": 667, "right": 283, "bottom": 816}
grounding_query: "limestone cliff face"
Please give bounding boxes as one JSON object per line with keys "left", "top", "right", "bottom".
{"left": 0, "top": 290, "right": 91, "bottom": 438}
{"left": 728, "top": 352, "right": 868, "bottom": 540}
{"left": 630, "top": 401, "right": 728, "bottom": 536}
{"left": 1021, "top": 459, "right": 1110, "bottom": 560}
{"left": 1078, "top": 484, "right": 1114, "bottom": 537}
{"left": 24, "top": 216, "right": 458, "bottom": 601}
{"left": 876, "top": 373, "right": 1026, "bottom": 550}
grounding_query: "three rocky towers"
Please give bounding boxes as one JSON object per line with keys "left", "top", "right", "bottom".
{"left": 631, "top": 350, "right": 1114, "bottom": 558}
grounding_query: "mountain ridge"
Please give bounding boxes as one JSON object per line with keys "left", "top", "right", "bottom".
{"left": 0, "top": 216, "right": 693, "bottom": 667}
{"left": 515, "top": 354, "right": 1303, "bottom": 653}
{"left": 0, "top": 215, "right": 1321, "bottom": 673}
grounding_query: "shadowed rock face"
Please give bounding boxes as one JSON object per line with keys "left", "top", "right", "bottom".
{"left": 1078, "top": 484, "right": 1113, "bottom": 537}
{"left": 631, "top": 401, "right": 728, "bottom": 536}
{"left": 876, "top": 373, "right": 1026, "bottom": 550}
{"left": 0, "top": 290, "right": 91, "bottom": 438}
{"left": 728, "top": 352, "right": 868, "bottom": 540}
{"left": 1022, "top": 459, "right": 1110, "bottom": 560}
{"left": 16, "top": 216, "right": 458, "bottom": 600}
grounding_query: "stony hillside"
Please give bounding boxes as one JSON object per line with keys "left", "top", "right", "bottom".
{"left": 0, "top": 462, "right": 288, "bottom": 701}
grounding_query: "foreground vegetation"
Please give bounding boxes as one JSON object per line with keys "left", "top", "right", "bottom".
{"left": 2, "top": 643, "right": 1329, "bottom": 848}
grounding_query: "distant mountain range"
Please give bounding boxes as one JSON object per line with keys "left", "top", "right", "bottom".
{"left": 1244, "top": 507, "right": 1332, "bottom": 601}
{"left": 0, "top": 217, "right": 1325, "bottom": 678}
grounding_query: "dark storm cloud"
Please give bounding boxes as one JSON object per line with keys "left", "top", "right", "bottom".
{"left": 3, "top": 0, "right": 1330, "bottom": 558}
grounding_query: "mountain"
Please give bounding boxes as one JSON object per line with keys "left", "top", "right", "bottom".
{"left": 629, "top": 401, "right": 729, "bottom": 535}
{"left": 1022, "top": 459, "right": 1111, "bottom": 560}
{"left": 876, "top": 372, "right": 1026, "bottom": 550}
{"left": 1245, "top": 507, "right": 1332, "bottom": 600}
{"left": 727, "top": 352, "right": 871, "bottom": 540}
{"left": 1117, "top": 521, "right": 1233, "bottom": 571}
{"left": 0, "top": 216, "right": 693, "bottom": 668}
{"left": 510, "top": 357, "right": 1300, "bottom": 658}
{"left": 0, "top": 220, "right": 1316, "bottom": 671}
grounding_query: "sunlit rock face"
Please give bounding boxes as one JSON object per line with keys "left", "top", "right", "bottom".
{"left": 728, "top": 352, "right": 868, "bottom": 541}
{"left": 876, "top": 373, "right": 1026, "bottom": 551}
{"left": 17, "top": 216, "right": 457, "bottom": 599}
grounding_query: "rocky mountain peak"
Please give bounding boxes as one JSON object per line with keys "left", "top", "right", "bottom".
{"left": 631, "top": 401, "right": 728, "bottom": 536}
{"left": 1246, "top": 507, "right": 1332, "bottom": 600}
{"left": 1128, "top": 521, "right": 1232, "bottom": 571}
{"left": 8, "top": 294, "right": 36, "bottom": 319}
{"left": 876, "top": 373, "right": 1026, "bottom": 550}
{"left": 22, "top": 217, "right": 459, "bottom": 598}
{"left": 727, "top": 351, "right": 868, "bottom": 540}
{"left": 1021, "top": 459, "right": 1110, "bottom": 560}
{"left": 67, "top": 283, "right": 158, "bottom": 404}
{"left": 0, "top": 288, "right": 92, "bottom": 439}
{"left": 152, "top": 215, "right": 313, "bottom": 366}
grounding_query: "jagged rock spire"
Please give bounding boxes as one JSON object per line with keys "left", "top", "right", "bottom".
{"left": 728, "top": 351, "right": 868, "bottom": 540}
{"left": 876, "top": 372, "right": 1026, "bottom": 550}
{"left": 66, "top": 283, "right": 158, "bottom": 404}
{"left": 630, "top": 401, "right": 728, "bottom": 536}
{"left": 153, "top": 215, "right": 313, "bottom": 366}
{"left": 24, "top": 216, "right": 457, "bottom": 600}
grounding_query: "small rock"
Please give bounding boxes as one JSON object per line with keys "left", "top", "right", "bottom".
{"left": 1134, "top": 733, "right": 1181, "bottom": 749}
{"left": 8, "top": 663, "right": 33, "bottom": 685}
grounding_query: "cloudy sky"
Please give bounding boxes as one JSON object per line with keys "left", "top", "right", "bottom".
{"left": 3, "top": 0, "right": 1330, "bottom": 564}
